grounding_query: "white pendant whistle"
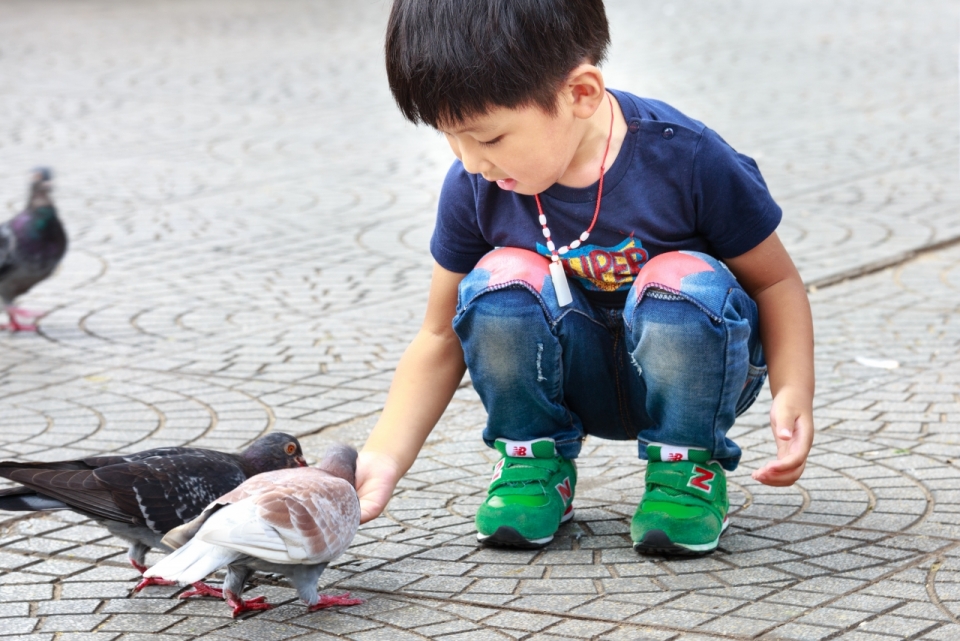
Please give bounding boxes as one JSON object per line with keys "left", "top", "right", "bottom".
{"left": 549, "top": 260, "right": 573, "bottom": 307}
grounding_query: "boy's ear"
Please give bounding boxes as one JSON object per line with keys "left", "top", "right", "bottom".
{"left": 563, "top": 64, "right": 607, "bottom": 120}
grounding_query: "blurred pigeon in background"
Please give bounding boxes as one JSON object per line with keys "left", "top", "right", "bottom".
{"left": 145, "top": 444, "right": 362, "bottom": 617}
{"left": 0, "top": 432, "right": 306, "bottom": 590}
{"left": 0, "top": 168, "right": 67, "bottom": 331}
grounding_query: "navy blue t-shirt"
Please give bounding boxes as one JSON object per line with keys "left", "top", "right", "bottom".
{"left": 430, "top": 89, "right": 782, "bottom": 304}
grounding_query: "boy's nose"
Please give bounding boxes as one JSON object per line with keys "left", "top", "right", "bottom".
{"left": 460, "top": 153, "right": 493, "bottom": 176}
{"left": 457, "top": 144, "right": 493, "bottom": 176}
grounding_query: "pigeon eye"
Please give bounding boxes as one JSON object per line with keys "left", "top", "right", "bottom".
{"left": 285, "top": 444, "right": 296, "bottom": 455}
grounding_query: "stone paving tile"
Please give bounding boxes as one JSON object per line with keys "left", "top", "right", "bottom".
{"left": 36, "top": 615, "right": 111, "bottom": 633}
{"left": 0, "top": 0, "right": 959, "bottom": 639}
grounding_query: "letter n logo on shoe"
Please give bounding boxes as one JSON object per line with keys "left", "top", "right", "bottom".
{"left": 555, "top": 477, "right": 573, "bottom": 502}
{"left": 491, "top": 459, "right": 505, "bottom": 484}
{"left": 687, "top": 466, "right": 715, "bottom": 493}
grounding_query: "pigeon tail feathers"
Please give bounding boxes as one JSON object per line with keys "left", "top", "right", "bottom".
{"left": 0, "top": 487, "right": 69, "bottom": 511}
{"left": 144, "top": 538, "right": 240, "bottom": 585}
{"left": 150, "top": 499, "right": 260, "bottom": 583}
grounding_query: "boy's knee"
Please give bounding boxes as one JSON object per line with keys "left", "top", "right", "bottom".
{"left": 460, "top": 248, "right": 552, "bottom": 303}
{"left": 631, "top": 251, "right": 718, "bottom": 300}
{"left": 626, "top": 251, "right": 744, "bottom": 322}
{"left": 456, "top": 250, "right": 554, "bottom": 354}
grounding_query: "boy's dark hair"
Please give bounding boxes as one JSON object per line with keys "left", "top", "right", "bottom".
{"left": 386, "top": 0, "right": 610, "bottom": 128}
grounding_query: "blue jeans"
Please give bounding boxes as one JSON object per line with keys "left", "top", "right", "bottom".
{"left": 452, "top": 248, "right": 766, "bottom": 471}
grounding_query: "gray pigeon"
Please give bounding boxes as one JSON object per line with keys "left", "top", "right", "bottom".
{"left": 0, "top": 168, "right": 67, "bottom": 331}
{"left": 144, "top": 444, "right": 362, "bottom": 617}
{"left": 0, "top": 432, "right": 306, "bottom": 590}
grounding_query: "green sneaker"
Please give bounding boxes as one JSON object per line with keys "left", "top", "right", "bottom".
{"left": 476, "top": 438, "right": 576, "bottom": 548}
{"left": 631, "top": 444, "right": 729, "bottom": 556}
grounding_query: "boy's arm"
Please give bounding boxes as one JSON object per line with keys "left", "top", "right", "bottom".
{"left": 724, "top": 231, "right": 814, "bottom": 487}
{"left": 356, "top": 262, "right": 467, "bottom": 523}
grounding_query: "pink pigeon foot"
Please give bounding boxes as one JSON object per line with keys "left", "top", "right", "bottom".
{"left": 307, "top": 592, "right": 364, "bottom": 611}
{"left": 130, "top": 559, "right": 177, "bottom": 592}
{"left": 2, "top": 307, "right": 44, "bottom": 331}
{"left": 133, "top": 576, "right": 177, "bottom": 591}
{"left": 179, "top": 582, "right": 225, "bottom": 599}
{"left": 226, "top": 590, "right": 272, "bottom": 617}
{"left": 0, "top": 316, "right": 37, "bottom": 332}
{"left": 7, "top": 307, "right": 43, "bottom": 318}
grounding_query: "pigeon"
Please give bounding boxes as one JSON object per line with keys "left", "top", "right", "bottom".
{"left": 0, "top": 168, "right": 68, "bottom": 331}
{"left": 0, "top": 432, "right": 307, "bottom": 591}
{"left": 144, "top": 444, "right": 362, "bottom": 617}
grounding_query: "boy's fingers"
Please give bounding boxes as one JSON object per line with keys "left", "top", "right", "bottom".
{"left": 753, "top": 469, "right": 803, "bottom": 487}
{"left": 752, "top": 434, "right": 808, "bottom": 485}
{"left": 771, "top": 407, "right": 798, "bottom": 438}
{"left": 774, "top": 418, "right": 793, "bottom": 440}
{"left": 359, "top": 503, "right": 381, "bottom": 524}
{"left": 751, "top": 452, "right": 807, "bottom": 486}
{"left": 757, "top": 399, "right": 814, "bottom": 487}
{"left": 752, "top": 457, "right": 805, "bottom": 485}
{"left": 768, "top": 450, "right": 805, "bottom": 474}
{"left": 358, "top": 492, "right": 389, "bottom": 523}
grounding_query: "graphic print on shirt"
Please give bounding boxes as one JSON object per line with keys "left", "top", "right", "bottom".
{"left": 536, "top": 235, "right": 649, "bottom": 292}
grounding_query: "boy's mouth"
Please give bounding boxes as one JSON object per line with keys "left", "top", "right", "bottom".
{"left": 496, "top": 178, "right": 517, "bottom": 191}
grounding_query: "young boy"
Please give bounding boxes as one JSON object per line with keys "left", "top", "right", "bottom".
{"left": 356, "top": 0, "right": 814, "bottom": 556}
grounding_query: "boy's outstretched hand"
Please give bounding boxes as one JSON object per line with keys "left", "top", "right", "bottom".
{"left": 751, "top": 386, "right": 814, "bottom": 486}
{"left": 355, "top": 450, "right": 403, "bottom": 523}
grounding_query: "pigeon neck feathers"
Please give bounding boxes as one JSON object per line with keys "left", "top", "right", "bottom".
{"left": 27, "top": 170, "right": 53, "bottom": 211}
{"left": 317, "top": 445, "right": 357, "bottom": 488}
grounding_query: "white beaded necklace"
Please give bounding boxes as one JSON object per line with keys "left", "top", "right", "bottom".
{"left": 534, "top": 93, "right": 615, "bottom": 307}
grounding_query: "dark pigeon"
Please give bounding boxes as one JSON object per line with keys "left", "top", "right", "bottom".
{"left": 0, "top": 432, "right": 306, "bottom": 590}
{"left": 0, "top": 168, "right": 68, "bottom": 331}
{"left": 145, "top": 444, "right": 362, "bottom": 617}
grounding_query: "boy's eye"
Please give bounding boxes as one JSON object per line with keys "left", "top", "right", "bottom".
{"left": 478, "top": 136, "right": 503, "bottom": 147}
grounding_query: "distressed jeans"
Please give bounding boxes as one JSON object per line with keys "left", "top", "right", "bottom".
{"left": 452, "top": 248, "right": 767, "bottom": 471}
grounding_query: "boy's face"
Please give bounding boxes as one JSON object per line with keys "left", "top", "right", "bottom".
{"left": 439, "top": 101, "right": 582, "bottom": 196}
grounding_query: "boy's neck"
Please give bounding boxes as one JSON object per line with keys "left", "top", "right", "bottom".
{"left": 557, "top": 92, "right": 628, "bottom": 189}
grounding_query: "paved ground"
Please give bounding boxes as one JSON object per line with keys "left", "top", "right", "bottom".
{"left": 0, "top": 0, "right": 958, "bottom": 639}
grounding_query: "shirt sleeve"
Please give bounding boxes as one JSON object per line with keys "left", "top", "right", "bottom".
{"left": 691, "top": 128, "right": 782, "bottom": 258}
{"left": 430, "top": 161, "right": 495, "bottom": 273}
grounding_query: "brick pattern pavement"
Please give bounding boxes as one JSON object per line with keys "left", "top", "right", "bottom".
{"left": 0, "top": 1, "right": 958, "bottom": 639}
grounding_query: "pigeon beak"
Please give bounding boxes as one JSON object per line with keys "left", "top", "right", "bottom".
{"left": 295, "top": 456, "right": 307, "bottom": 467}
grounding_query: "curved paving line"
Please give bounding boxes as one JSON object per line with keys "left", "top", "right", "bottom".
{"left": 807, "top": 231, "right": 960, "bottom": 291}
{"left": 927, "top": 551, "right": 960, "bottom": 626}
{"left": 68, "top": 248, "right": 110, "bottom": 292}
{"left": 0, "top": 402, "right": 55, "bottom": 448}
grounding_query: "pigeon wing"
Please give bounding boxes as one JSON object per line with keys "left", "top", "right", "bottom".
{"left": 198, "top": 498, "right": 292, "bottom": 564}
{"left": 93, "top": 453, "right": 248, "bottom": 534}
